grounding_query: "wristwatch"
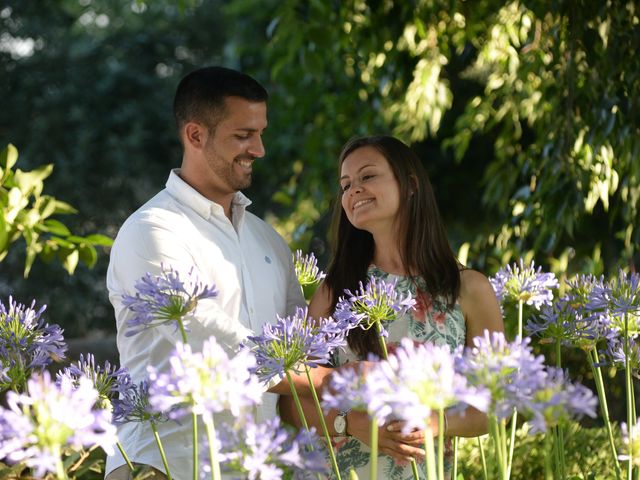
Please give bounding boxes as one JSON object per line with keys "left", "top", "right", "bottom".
{"left": 334, "top": 410, "right": 349, "bottom": 436}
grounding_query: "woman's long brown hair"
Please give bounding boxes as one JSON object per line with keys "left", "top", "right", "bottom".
{"left": 324, "top": 135, "right": 461, "bottom": 358}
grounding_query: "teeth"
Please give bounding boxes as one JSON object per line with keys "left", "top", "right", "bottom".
{"left": 237, "top": 159, "right": 253, "bottom": 168}
{"left": 353, "top": 199, "right": 373, "bottom": 210}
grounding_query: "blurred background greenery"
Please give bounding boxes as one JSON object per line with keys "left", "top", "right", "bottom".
{"left": 1, "top": 0, "right": 638, "bottom": 376}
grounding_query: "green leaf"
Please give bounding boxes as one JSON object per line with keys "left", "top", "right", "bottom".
{"left": 66, "top": 235, "right": 87, "bottom": 244}
{"left": 39, "top": 241, "right": 57, "bottom": 263}
{"left": 52, "top": 199, "right": 78, "bottom": 214}
{"left": 0, "top": 144, "right": 18, "bottom": 178}
{"left": 40, "top": 218, "right": 72, "bottom": 236}
{"left": 14, "top": 164, "right": 53, "bottom": 196}
{"left": 79, "top": 243, "right": 98, "bottom": 268}
{"left": 36, "top": 195, "right": 58, "bottom": 219}
{"left": 23, "top": 237, "right": 41, "bottom": 278}
{"left": 84, "top": 233, "right": 114, "bottom": 246}
{"left": 48, "top": 236, "right": 76, "bottom": 249}
{"left": 0, "top": 213, "right": 7, "bottom": 256}
{"left": 62, "top": 249, "right": 80, "bottom": 275}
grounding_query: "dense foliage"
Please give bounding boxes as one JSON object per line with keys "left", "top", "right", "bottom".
{"left": 1, "top": 1, "right": 638, "bottom": 331}
{"left": 230, "top": 0, "right": 640, "bottom": 278}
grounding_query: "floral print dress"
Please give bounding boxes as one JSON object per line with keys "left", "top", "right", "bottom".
{"left": 330, "top": 265, "right": 466, "bottom": 480}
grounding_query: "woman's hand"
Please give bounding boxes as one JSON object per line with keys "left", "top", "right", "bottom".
{"left": 347, "top": 411, "right": 428, "bottom": 463}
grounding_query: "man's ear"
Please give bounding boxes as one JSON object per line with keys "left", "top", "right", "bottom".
{"left": 183, "top": 122, "right": 208, "bottom": 150}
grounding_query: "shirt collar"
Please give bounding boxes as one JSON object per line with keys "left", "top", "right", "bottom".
{"left": 165, "top": 169, "right": 252, "bottom": 221}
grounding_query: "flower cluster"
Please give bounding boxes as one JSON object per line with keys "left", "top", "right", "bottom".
{"left": 148, "top": 336, "right": 262, "bottom": 419}
{"left": 112, "top": 379, "right": 168, "bottom": 425}
{"left": 334, "top": 276, "right": 415, "bottom": 336}
{"left": 457, "top": 331, "right": 597, "bottom": 429}
{"left": 586, "top": 270, "right": 640, "bottom": 336}
{"left": 490, "top": 260, "right": 558, "bottom": 309}
{"left": 293, "top": 250, "right": 326, "bottom": 287}
{"left": 322, "top": 360, "right": 375, "bottom": 415}
{"left": 205, "top": 416, "right": 327, "bottom": 479}
{"left": 247, "top": 306, "right": 355, "bottom": 384}
{"left": 0, "top": 371, "right": 116, "bottom": 477}
{"left": 365, "top": 339, "right": 488, "bottom": 433}
{"left": 56, "top": 353, "right": 129, "bottom": 410}
{"left": 526, "top": 274, "right": 610, "bottom": 351}
{"left": 0, "top": 297, "right": 67, "bottom": 392}
{"left": 122, "top": 265, "right": 218, "bottom": 337}
{"left": 522, "top": 367, "right": 597, "bottom": 433}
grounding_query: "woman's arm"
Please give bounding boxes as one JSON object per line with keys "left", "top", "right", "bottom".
{"left": 459, "top": 268, "right": 504, "bottom": 343}
{"left": 443, "top": 268, "right": 504, "bottom": 437}
{"left": 279, "top": 282, "right": 427, "bottom": 462}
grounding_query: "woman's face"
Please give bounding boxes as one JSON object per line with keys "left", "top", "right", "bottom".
{"left": 339, "top": 146, "right": 401, "bottom": 233}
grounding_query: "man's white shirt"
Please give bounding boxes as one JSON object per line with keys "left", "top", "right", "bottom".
{"left": 105, "top": 170, "right": 305, "bottom": 478}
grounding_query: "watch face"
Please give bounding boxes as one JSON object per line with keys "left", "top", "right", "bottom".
{"left": 334, "top": 414, "right": 346, "bottom": 435}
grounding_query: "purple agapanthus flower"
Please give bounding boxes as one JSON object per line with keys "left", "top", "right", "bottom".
{"left": 293, "top": 250, "right": 326, "bottom": 287}
{"left": 148, "top": 336, "right": 262, "bottom": 420}
{"left": 56, "top": 353, "right": 129, "bottom": 410}
{"left": 0, "top": 297, "right": 67, "bottom": 392}
{"left": 489, "top": 259, "right": 559, "bottom": 309}
{"left": 321, "top": 360, "right": 374, "bottom": 414}
{"left": 122, "top": 265, "right": 218, "bottom": 337}
{"left": 605, "top": 336, "right": 640, "bottom": 378}
{"left": 0, "top": 371, "right": 116, "bottom": 478}
{"left": 526, "top": 294, "right": 606, "bottom": 351}
{"left": 519, "top": 367, "right": 597, "bottom": 433}
{"left": 246, "top": 306, "right": 356, "bottom": 385}
{"left": 364, "top": 338, "right": 489, "bottom": 433}
{"left": 586, "top": 269, "right": 640, "bottom": 337}
{"left": 203, "top": 415, "right": 327, "bottom": 480}
{"left": 112, "top": 378, "right": 168, "bottom": 425}
{"left": 618, "top": 419, "right": 640, "bottom": 468}
{"left": 334, "top": 276, "right": 416, "bottom": 337}
{"left": 456, "top": 330, "right": 547, "bottom": 420}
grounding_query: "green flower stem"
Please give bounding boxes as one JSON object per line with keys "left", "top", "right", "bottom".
{"left": 151, "top": 421, "right": 173, "bottom": 480}
{"left": 624, "top": 313, "right": 634, "bottom": 480}
{"left": 203, "top": 413, "right": 221, "bottom": 480}
{"left": 176, "top": 319, "right": 197, "bottom": 480}
{"left": 54, "top": 445, "right": 69, "bottom": 480}
{"left": 424, "top": 426, "right": 437, "bottom": 480}
{"left": 478, "top": 436, "right": 488, "bottom": 480}
{"left": 411, "top": 457, "right": 420, "bottom": 480}
{"left": 499, "top": 420, "right": 508, "bottom": 472}
{"left": 375, "top": 321, "right": 389, "bottom": 359}
{"left": 452, "top": 436, "right": 459, "bottom": 480}
{"left": 490, "top": 416, "right": 507, "bottom": 480}
{"left": 588, "top": 347, "right": 621, "bottom": 476}
{"left": 285, "top": 370, "right": 310, "bottom": 432}
{"left": 555, "top": 339, "right": 566, "bottom": 479}
{"left": 544, "top": 432, "right": 554, "bottom": 480}
{"left": 370, "top": 417, "right": 379, "bottom": 480}
{"left": 192, "top": 412, "right": 199, "bottom": 480}
{"left": 517, "top": 299, "right": 524, "bottom": 339}
{"left": 437, "top": 409, "right": 445, "bottom": 480}
{"left": 375, "top": 323, "right": 419, "bottom": 479}
{"left": 506, "top": 299, "right": 524, "bottom": 479}
{"left": 116, "top": 441, "right": 135, "bottom": 472}
{"left": 304, "top": 365, "right": 341, "bottom": 480}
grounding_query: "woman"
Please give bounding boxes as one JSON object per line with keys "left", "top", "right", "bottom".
{"left": 281, "top": 135, "right": 503, "bottom": 479}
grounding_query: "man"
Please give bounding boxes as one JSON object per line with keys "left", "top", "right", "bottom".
{"left": 105, "top": 66, "right": 305, "bottom": 479}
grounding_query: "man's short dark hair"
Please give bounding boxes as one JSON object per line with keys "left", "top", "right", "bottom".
{"left": 173, "top": 66, "right": 268, "bottom": 135}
